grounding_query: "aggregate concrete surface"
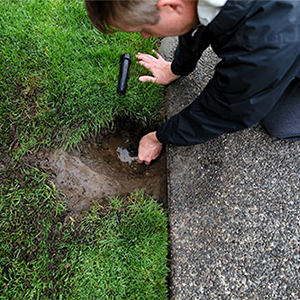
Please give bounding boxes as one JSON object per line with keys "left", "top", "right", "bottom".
{"left": 159, "top": 37, "right": 300, "bottom": 299}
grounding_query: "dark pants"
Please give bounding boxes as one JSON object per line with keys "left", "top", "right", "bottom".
{"left": 262, "top": 78, "right": 300, "bottom": 141}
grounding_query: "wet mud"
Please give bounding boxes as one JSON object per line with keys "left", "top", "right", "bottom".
{"left": 40, "top": 122, "right": 167, "bottom": 212}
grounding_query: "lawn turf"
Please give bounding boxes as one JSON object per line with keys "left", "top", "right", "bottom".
{"left": 0, "top": 0, "right": 164, "bottom": 154}
{"left": 0, "top": 0, "right": 169, "bottom": 298}
{"left": 0, "top": 164, "right": 169, "bottom": 299}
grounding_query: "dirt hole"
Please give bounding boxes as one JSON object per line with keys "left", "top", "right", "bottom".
{"left": 39, "top": 118, "right": 167, "bottom": 212}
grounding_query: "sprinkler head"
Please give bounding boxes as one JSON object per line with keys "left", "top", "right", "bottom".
{"left": 117, "top": 53, "right": 131, "bottom": 95}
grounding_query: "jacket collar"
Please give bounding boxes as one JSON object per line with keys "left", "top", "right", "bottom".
{"left": 207, "top": 0, "right": 255, "bottom": 36}
{"left": 188, "top": 0, "right": 255, "bottom": 51}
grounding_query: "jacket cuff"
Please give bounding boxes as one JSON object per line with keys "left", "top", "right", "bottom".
{"left": 171, "top": 60, "right": 195, "bottom": 77}
{"left": 155, "top": 129, "right": 164, "bottom": 144}
{"left": 170, "top": 61, "right": 184, "bottom": 76}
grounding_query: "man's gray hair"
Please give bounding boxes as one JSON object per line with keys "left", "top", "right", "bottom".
{"left": 85, "top": 0, "right": 160, "bottom": 33}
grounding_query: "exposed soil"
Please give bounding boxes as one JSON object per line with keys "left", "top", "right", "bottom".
{"left": 39, "top": 119, "right": 167, "bottom": 212}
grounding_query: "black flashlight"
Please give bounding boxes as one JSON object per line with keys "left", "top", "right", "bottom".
{"left": 117, "top": 53, "right": 131, "bottom": 95}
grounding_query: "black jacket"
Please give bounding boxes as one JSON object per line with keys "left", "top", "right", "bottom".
{"left": 156, "top": 0, "right": 300, "bottom": 145}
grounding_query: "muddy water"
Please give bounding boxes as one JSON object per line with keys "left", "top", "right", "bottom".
{"left": 40, "top": 130, "right": 167, "bottom": 212}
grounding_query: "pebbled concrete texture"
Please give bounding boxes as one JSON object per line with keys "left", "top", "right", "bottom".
{"left": 159, "top": 38, "right": 300, "bottom": 299}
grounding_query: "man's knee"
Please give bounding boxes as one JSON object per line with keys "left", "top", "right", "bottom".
{"left": 262, "top": 78, "right": 300, "bottom": 141}
{"left": 262, "top": 120, "right": 300, "bottom": 141}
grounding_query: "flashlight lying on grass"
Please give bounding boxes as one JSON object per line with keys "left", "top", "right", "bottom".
{"left": 117, "top": 53, "right": 131, "bottom": 95}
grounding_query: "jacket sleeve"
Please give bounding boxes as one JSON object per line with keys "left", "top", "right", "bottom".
{"left": 157, "top": 38, "right": 300, "bottom": 146}
{"left": 171, "top": 25, "right": 210, "bottom": 76}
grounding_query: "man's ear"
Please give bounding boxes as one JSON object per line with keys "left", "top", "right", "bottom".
{"left": 157, "top": 0, "right": 184, "bottom": 14}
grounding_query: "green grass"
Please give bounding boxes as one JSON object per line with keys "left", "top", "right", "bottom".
{"left": 0, "top": 0, "right": 169, "bottom": 298}
{"left": 0, "top": 165, "right": 169, "bottom": 299}
{"left": 0, "top": 0, "right": 164, "bottom": 154}
{"left": 66, "top": 193, "right": 169, "bottom": 299}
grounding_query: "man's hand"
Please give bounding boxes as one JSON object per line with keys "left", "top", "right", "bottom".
{"left": 138, "top": 131, "right": 163, "bottom": 165}
{"left": 136, "top": 51, "right": 180, "bottom": 85}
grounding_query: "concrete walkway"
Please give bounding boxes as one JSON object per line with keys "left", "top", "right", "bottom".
{"left": 159, "top": 38, "right": 300, "bottom": 299}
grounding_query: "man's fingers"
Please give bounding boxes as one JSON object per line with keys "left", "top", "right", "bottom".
{"left": 152, "top": 49, "right": 163, "bottom": 60}
{"left": 138, "top": 61, "right": 152, "bottom": 70}
{"left": 136, "top": 52, "right": 159, "bottom": 64}
{"left": 137, "top": 131, "right": 163, "bottom": 165}
{"left": 136, "top": 53, "right": 152, "bottom": 62}
{"left": 137, "top": 159, "right": 151, "bottom": 165}
{"left": 138, "top": 61, "right": 157, "bottom": 75}
{"left": 138, "top": 76, "right": 157, "bottom": 83}
{"left": 137, "top": 157, "right": 151, "bottom": 165}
